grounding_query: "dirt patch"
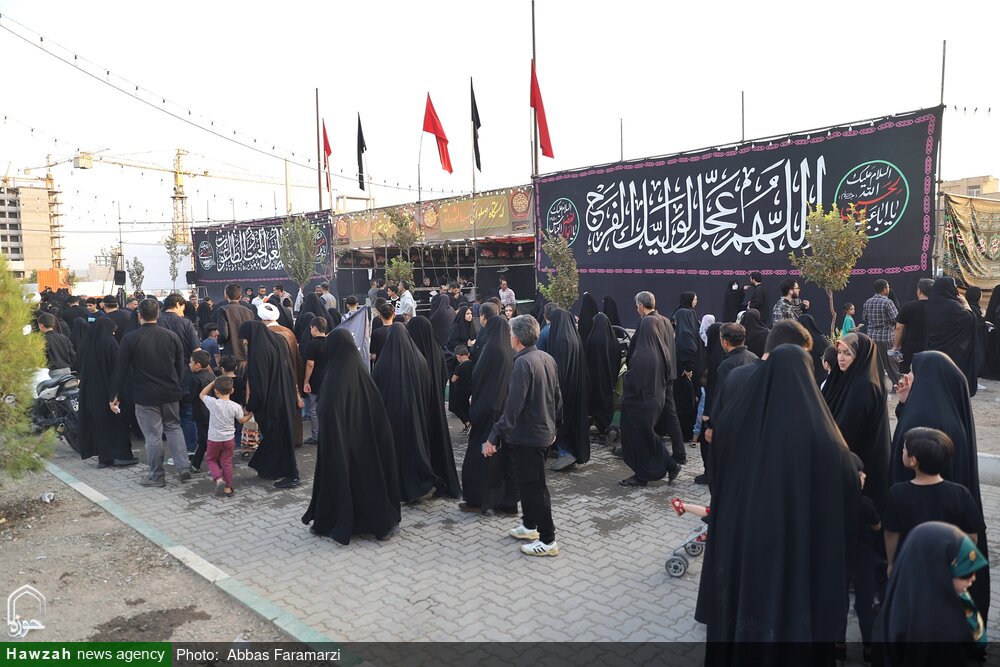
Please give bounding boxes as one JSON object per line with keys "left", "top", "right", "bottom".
{"left": 0, "top": 470, "right": 292, "bottom": 642}
{"left": 591, "top": 512, "right": 644, "bottom": 536}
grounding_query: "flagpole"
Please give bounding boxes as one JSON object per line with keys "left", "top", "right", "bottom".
{"left": 315, "top": 88, "right": 323, "bottom": 211}
{"left": 418, "top": 132, "right": 424, "bottom": 203}
{"left": 472, "top": 116, "right": 477, "bottom": 197}
{"left": 531, "top": 0, "right": 538, "bottom": 178}
{"left": 364, "top": 154, "right": 373, "bottom": 209}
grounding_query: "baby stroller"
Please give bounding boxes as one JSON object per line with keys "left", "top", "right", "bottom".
{"left": 665, "top": 522, "right": 708, "bottom": 577}
{"left": 240, "top": 417, "right": 260, "bottom": 460}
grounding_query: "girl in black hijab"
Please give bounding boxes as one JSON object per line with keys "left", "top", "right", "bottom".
{"left": 740, "top": 308, "right": 769, "bottom": 358}
{"left": 372, "top": 323, "right": 438, "bottom": 503}
{"left": 447, "top": 306, "right": 476, "bottom": 352}
{"left": 239, "top": 320, "right": 301, "bottom": 486}
{"left": 69, "top": 318, "right": 89, "bottom": 370}
{"left": 722, "top": 280, "right": 743, "bottom": 323}
{"left": 891, "top": 350, "right": 990, "bottom": 620}
{"left": 672, "top": 306, "right": 701, "bottom": 443}
{"left": 294, "top": 311, "right": 315, "bottom": 350}
{"left": 407, "top": 316, "right": 462, "bottom": 498}
{"left": 76, "top": 317, "right": 135, "bottom": 466}
{"left": 302, "top": 329, "right": 400, "bottom": 544}
{"left": 797, "top": 314, "right": 832, "bottom": 384}
{"left": 546, "top": 308, "right": 590, "bottom": 467}
{"left": 873, "top": 522, "right": 987, "bottom": 665}
{"left": 926, "top": 276, "right": 980, "bottom": 396}
{"left": 429, "top": 293, "right": 456, "bottom": 348}
{"left": 602, "top": 296, "right": 621, "bottom": 329}
{"left": 821, "top": 333, "right": 891, "bottom": 513}
{"left": 266, "top": 294, "right": 295, "bottom": 330}
{"left": 584, "top": 313, "right": 619, "bottom": 443}
{"left": 697, "top": 345, "right": 859, "bottom": 656}
{"left": 576, "top": 292, "right": 599, "bottom": 344}
{"left": 301, "top": 292, "right": 331, "bottom": 329}
{"left": 461, "top": 312, "right": 516, "bottom": 511}
{"left": 677, "top": 291, "right": 698, "bottom": 313}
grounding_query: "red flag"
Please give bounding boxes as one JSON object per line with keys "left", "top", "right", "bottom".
{"left": 530, "top": 59, "right": 553, "bottom": 158}
{"left": 322, "top": 120, "right": 332, "bottom": 192}
{"left": 422, "top": 94, "right": 452, "bottom": 174}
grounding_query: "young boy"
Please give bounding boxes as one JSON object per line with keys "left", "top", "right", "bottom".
{"left": 198, "top": 375, "right": 253, "bottom": 497}
{"left": 302, "top": 318, "right": 329, "bottom": 444}
{"left": 187, "top": 350, "right": 217, "bottom": 472}
{"left": 201, "top": 324, "right": 222, "bottom": 372}
{"left": 883, "top": 427, "right": 985, "bottom": 572}
{"left": 219, "top": 356, "right": 246, "bottom": 447}
{"left": 36, "top": 312, "right": 75, "bottom": 378}
{"left": 449, "top": 345, "right": 472, "bottom": 434}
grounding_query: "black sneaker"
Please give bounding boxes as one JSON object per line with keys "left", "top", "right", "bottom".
{"left": 273, "top": 477, "right": 301, "bottom": 489}
{"left": 667, "top": 465, "right": 682, "bottom": 483}
{"left": 694, "top": 474, "right": 709, "bottom": 485}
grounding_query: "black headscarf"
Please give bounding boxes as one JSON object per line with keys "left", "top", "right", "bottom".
{"left": 530, "top": 291, "right": 549, "bottom": 326}
{"left": 740, "top": 308, "right": 769, "bottom": 358}
{"left": 821, "top": 333, "right": 890, "bottom": 513}
{"left": 602, "top": 296, "right": 622, "bottom": 328}
{"left": 301, "top": 329, "right": 400, "bottom": 544}
{"left": 620, "top": 314, "right": 675, "bottom": 481}
{"left": 873, "top": 522, "right": 987, "bottom": 664}
{"left": 722, "top": 280, "right": 743, "bottom": 324}
{"left": 301, "top": 292, "right": 330, "bottom": 329}
{"left": 584, "top": 313, "right": 618, "bottom": 435}
{"left": 890, "top": 350, "right": 990, "bottom": 619}
{"left": 239, "top": 320, "right": 299, "bottom": 480}
{"left": 462, "top": 314, "right": 515, "bottom": 509}
{"left": 697, "top": 345, "right": 859, "bottom": 649}
{"left": 76, "top": 317, "right": 132, "bottom": 464}
{"left": 294, "top": 310, "right": 315, "bottom": 347}
{"left": 69, "top": 318, "right": 89, "bottom": 369}
{"left": 576, "top": 292, "right": 599, "bottom": 344}
{"left": 984, "top": 283, "right": 1000, "bottom": 380}
{"left": 327, "top": 307, "right": 343, "bottom": 327}
{"left": 926, "top": 276, "right": 980, "bottom": 396}
{"left": 678, "top": 291, "right": 697, "bottom": 311}
{"left": 372, "top": 323, "right": 437, "bottom": 503}
{"left": 429, "top": 293, "right": 456, "bottom": 348}
{"left": 447, "top": 307, "right": 475, "bottom": 351}
{"left": 407, "top": 317, "right": 462, "bottom": 498}
{"left": 673, "top": 307, "right": 700, "bottom": 374}
{"left": 547, "top": 308, "right": 590, "bottom": 464}
{"left": 266, "top": 294, "right": 295, "bottom": 330}
{"left": 797, "top": 314, "right": 831, "bottom": 384}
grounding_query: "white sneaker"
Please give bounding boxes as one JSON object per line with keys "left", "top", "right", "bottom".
{"left": 508, "top": 524, "right": 540, "bottom": 540}
{"left": 520, "top": 540, "right": 559, "bottom": 557}
{"left": 166, "top": 458, "right": 174, "bottom": 466}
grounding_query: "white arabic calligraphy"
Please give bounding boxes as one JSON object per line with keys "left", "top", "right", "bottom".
{"left": 214, "top": 227, "right": 284, "bottom": 273}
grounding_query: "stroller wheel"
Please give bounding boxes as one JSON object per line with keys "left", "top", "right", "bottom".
{"left": 665, "top": 555, "right": 688, "bottom": 577}
{"left": 684, "top": 542, "right": 705, "bottom": 557}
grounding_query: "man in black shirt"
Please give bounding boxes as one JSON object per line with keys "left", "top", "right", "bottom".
{"left": 37, "top": 312, "right": 75, "bottom": 377}
{"left": 368, "top": 302, "right": 394, "bottom": 366}
{"left": 109, "top": 298, "right": 193, "bottom": 487}
{"left": 103, "top": 295, "right": 133, "bottom": 343}
{"left": 745, "top": 271, "right": 768, "bottom": 315}
{"left": 215, "top": 283, "right": 254, "bottom": 373}
{"left": 63, "top": 295, "right": 89, "bottom": 327}
{"left": 302, "top": 318, "right": 329, "bottom": 444}
{"left": 160, "top": 293, "right": 202, "bottom": 457}
{"left": 893, "top": 277, "right": 933, "bottom": 374}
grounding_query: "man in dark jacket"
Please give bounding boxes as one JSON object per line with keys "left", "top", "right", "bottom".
{"left": 485, "top": 315, "right": 563, "bottom": 558}
{"left": 63, "top": 295, "right": 89, "bottom": 327}
{"left": 215, "top": 283, "right": 253, "bottom": 373}
{"left": 37, "top": 312, "right": 75, "bottom": 377}
{"left": 746, "top": 271, "right": 768, "bottom": 315}
{"left": 103, "top": 295, "right": 133, "bottom": 342}
{"left": 109, "top": 298, "right": 192, "bottom": 487}
{"left": 160, "top": 293, "right": 203, "bottom": 456}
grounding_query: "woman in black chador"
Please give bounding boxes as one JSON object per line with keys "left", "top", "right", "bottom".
{"left": 429, "top": 293, "right": 456, "bottom": 348}
{"left": 672, "top": 306, "right": 701, "bottom": 442}
{"left": 76, "top": 317, "right": 135, "bottom": 466}
{"left": 546, "top": 308, "right": 590, "bottom": 466}
{"left": 239, "top": 320, "right": 300, "bottom": 485}
{"left": 891, "top": 350, "right": 990, "bottom": 621}
{"left": 585, "top": 313, "right": 619, "bottom": 442}
{"left": 461, "top": 310, "right": 516, "bottom": 511}
{"left": 821, "top": 332, "right": 890, "bottom": 513}
{"left": 576, "top": 292, "right": 599, "bottom": 344}
{"left": 697, "top": 345, "right": 858, "bottom": 663}
{"left": 447, "top": 306, "right": 476, "bottom": 352}
{"left": 797, "top": 313, "right": 832, "bottom": 385}
{"left": 602, "top": 296, "right": 621, "bottom": 329}
{"left": 300, "top": 292, "right": 331, "bottom": 330}
{"left": 407, "top": 316, "right": 462, "bottom": 498}
{"left": 721, "top": 280, "right": 742, "bottom": 324}
{"left": 302, "top": 329, "right": 400, "bottom": 543}
{"left": 739, "top": 308, "right": 769, "bottom": 358}
{"left": 372, "top": 322, "right": 438, "bottom": 503}
{"left": 69, "top": 317, "right": 89, "bottom": 371}
{"left": 926, "top": 276, "right": 980, "bottom": 396}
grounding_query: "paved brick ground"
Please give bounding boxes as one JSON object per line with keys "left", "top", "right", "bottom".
{"left": 49, "top": 410, "right": 1000, "bottom": 643}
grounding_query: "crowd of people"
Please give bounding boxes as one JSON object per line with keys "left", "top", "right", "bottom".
{"left": 31, "top": 271, "right": 1000, "bottom": 662}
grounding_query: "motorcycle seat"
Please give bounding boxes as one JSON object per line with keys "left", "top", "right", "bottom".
{"left": 36, "top": 374, "right": 76, "bottom": 392}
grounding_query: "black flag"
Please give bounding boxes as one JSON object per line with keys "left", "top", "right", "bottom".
{"left": 357, "top": 113, "right": 367, "bottom": 190}
{"left": 471, "top": 78, "right": 482, "bottom": 172}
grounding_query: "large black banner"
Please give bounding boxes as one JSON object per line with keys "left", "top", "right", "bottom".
{"left": 535, "top": 107, "right": 942, "bottom": 329}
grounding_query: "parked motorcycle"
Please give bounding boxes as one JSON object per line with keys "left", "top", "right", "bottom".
{"left": 31, "top": 370, "right": 81, "bottom": 452}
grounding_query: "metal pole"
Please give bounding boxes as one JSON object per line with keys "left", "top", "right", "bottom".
{"left": 315, "top": 88, "right": 323, "bottom": 212}
{"left": 472, "top": 118, "right": 477, "bottom": 197}
{"left": 741, "top": 90, "right": 745, "bottom": 142}
{"left": 285, "top": 159, "right": 292, "bottom": 215}
{"left": 620, "top": 117, "right": 623, "bottom": 161}
{"left": 933, "top": 40, "right": 947, "bottom": 275}
{"left": 531, "top": 0, "right": 538, "bottom": 178}
{"left": 418, "top": 132, "right": 424, "bottom": 203}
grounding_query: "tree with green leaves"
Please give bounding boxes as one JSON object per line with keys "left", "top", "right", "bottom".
{"left": 789, "top": 204, "right": 869, "bottom": 338}
{"left": 0, "top": 255, "right": 55, "bottom": 477}
{"left": 385, "top": 255, "right": 415, "bottom": 289}
{"left": 538, "top": 231, "right": 579, "bottom": 309}
{"left": 163, "top": 235, "right": 187, "bottom": 289}
{"left": 126, "top": 257, "right": 145, "bottom": 293}
{"left": 387, "top": 208, "right": 420, "bottom": 262}
{"left": 278, "top": 215, "right": 319, "bottom": 294}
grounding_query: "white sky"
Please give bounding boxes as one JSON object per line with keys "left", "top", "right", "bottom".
{"left": 1, "top": 0, "right": 998, "bottom": 273}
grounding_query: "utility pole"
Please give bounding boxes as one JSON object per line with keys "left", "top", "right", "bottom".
{"left": 315, "top": 88, "right": 323, "bottom": 212}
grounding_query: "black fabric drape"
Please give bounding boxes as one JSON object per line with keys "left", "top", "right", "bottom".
{"left": 301, "top": 329, "right": 400, "bottom": 544}
{"left": 926, "top": 276, "right": 980, "bottom": 397}
{"left": 890, "top": 350, "right": 990, "bottom": 620}
{"left": 372, "top": 323, "right": 438, "bottom": 503}
{"left": 873, "top": 522, "right": 984, "bottom": 665}
{"left": 429, "top": 294, "right": 456, "bottom": 348}
{"left": 797, "top": 314, "right": 832, "bottom": 384}
{"left": 602, "top": 296, "right": 622, "bottom": 329}
{"left": 584, "top": 313, "right": 619, "bottom": 435}
{"left": 546, "top": 308, "right": 590, "bottom": 464}
{"left": 462, "top": 314, "right": 516, "bottom": 509}
{"left": 722, "top": 280, "right": 743, "bottom": 324}
{"left": 447, "top": 307, "right": 475, "bottom": 352}
{"left": 620, "top": 314, "right": 674, "bottom": 482}
{"left": 239, "top": 320, "right": 299, "bottom": 480}
{"left": 69, "top": 318, "right": 89, "bottom": 370}
{"left": 294, "top": 311, "right": 315, "bottom": 349}
{"left": 984, "top": 283, "right": 1000, "bottom": 380}
{"left": 266, "top": 295, "right": 295, "bottom": 330}
{"left": 740, "top": 309, "right": 769, "bottom": 358}
{"left": 406, "top": 316, "right": 462, "bottom": 498}
{"left": 576, "top": 293, "right": 599, "bottom": 344}
{"left": 301, "top": 293, "right": 331, "bottom": 329}
{"left": 821, "top": 333, "right": 890, "bottom": 513}
{"left": 697, "top": 344, "right": 859, "bottom": 651}
{"left": 76, "top": 318, "right": 132, "bottom": 464}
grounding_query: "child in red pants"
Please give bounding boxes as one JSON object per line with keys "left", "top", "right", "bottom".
{"left": 199, "top": 376, "right": 253, "bottom": 497}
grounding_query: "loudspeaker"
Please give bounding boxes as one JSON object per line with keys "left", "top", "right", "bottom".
{"left": 185, "top": 271, "right": 197, "bottom": 285}
{"left": 113, "top": 270, "right": 126, "bottom": 286}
